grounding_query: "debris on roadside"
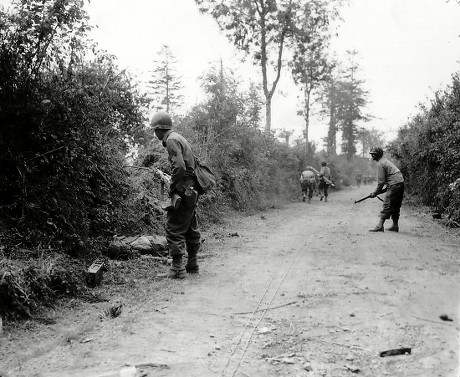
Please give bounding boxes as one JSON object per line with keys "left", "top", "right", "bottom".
{"left": 439, "top": 314, "right": 453, "bottom": 321}
{"left": 86, "top": 258, "right": 105, "bottom": 287}
{"left": 258, "top": 326, "right": 272, "bottom": 334}
{"left": 119, "top": 364, "right": 137, "bottom": 377}
{"left": 379, "top": 347, "right": 412, "bottom": 357}
{"left": 79, "top": 337, "right": 93, "bottom": 343}
{"left": 98, "top": 303, "right": 123, "bottom": 320}
{"left": 344, "top": 364, "right": 360, "bottom": 373}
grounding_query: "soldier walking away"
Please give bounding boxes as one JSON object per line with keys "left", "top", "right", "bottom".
{"left": 299, "top": 167, "right": 316, "bottom": 203}
{"left": 368, "top": 146, "right": 405, "bottom": 232}
{"left": 355, "top": 171, "right": 362, "bottom": 187}
{"left": 151, "top": 111, "right": 202, "bottom": 279}
{"left": 309, "top": 162, "right": 332, "bottom": 202}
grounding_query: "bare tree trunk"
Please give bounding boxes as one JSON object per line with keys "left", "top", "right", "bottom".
{"left": 265, "top": 99, "right": 272, "bottom": 134}
{"left": 304, "top": 86, "right": 311, "bottom": 157}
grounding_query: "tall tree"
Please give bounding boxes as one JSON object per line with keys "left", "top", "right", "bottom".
{"left": 291, "top": 26, "right": 332, "bottom": 157}
{"left": 356, "top": 126, "right": 385, "bottom": 158}
{"left": 339, "top": 50, "right": 370, "bottom": 159}
{"left": 278, "top": 128, "right": 294, "bottom": 144}
{"left": 244, "top": 81, "right": 264, "bottom": 128}
{"left": 195, "top": 0, "right": 344, "bottom": 134}
{"left": 147, "top": 44, "right": 183, "bottom": 113}
{"left": 317, "top": 62, "right": 345, "bottom": 157}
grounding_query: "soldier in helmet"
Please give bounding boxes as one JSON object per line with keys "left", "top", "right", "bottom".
{"left": 299, "top": 166, "right": 316, "bottom": 203}
{"left": 368, "top": 146, "right": 405, "bottom": 232}
{"left": 151, "top": 111, "right": 201, "bottom": 279}
{"left": 309, "top": 162, "right": 332, "bottom": 202}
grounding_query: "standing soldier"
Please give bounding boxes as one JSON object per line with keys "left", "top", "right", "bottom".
{"left": 151, "top": 111, "right": 201, "bottom": 279}
{"left": 299, "top": 167, "right": 316, "bottom": 203}
{"left": 368, "top": 146, "right": 405, "bottom": 232}
{"left": 355, "top": 172, "right": 362, "bottom": 187}
{"left": 309, "top": 162, "right": 333, "bottom": 202}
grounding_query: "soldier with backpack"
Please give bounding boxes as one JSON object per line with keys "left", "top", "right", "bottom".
{"left": 151, "top": 111, "right": 202, "bottom": 279}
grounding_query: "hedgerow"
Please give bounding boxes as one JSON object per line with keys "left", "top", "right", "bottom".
{"left": 388, "top": 73, "right": 460, "bottom": 226}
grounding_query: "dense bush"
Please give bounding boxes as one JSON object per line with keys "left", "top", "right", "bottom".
{"left": 0, "top": 1, "right": 153, "bottom": 254}
{"left": 389, "top": 72, "right": 460, "bottom": 225}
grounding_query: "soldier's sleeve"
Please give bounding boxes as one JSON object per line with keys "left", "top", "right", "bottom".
{"left": 166, "top": 139, "right": 186, "bottom": 187}
{"left": 372, "top": 164, "right": 386, "bottom": 195}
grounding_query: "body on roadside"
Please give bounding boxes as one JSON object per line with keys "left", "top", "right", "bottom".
{"left": 151, "top": 111, "right": 202, "bottom": 279}
{"left": 368, "top": 146, "right": 405, "bottom": 232}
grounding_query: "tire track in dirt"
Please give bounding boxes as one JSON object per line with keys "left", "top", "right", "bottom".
{"left": 1, "top": 187, "right": 459, "bottom": 377}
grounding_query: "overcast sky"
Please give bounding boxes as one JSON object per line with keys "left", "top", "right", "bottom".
{"left": 2, "top": 0, "right": 460, "bottom": 146}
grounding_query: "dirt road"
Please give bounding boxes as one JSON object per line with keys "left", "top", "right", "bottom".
{"left": 1, "top": 186, "right": 459, "bottom": 377}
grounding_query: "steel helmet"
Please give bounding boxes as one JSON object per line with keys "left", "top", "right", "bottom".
{"left": 150, "top": 111, "right": 172, "bottom": 129}
{"left": 369, "top": 146, "right": 383, "bottom": 158}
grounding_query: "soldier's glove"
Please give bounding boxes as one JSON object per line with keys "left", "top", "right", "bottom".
{"left": 369, "top": 192, "right": 376, "bottom": 198}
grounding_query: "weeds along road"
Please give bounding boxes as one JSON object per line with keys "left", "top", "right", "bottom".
{"left": 1, "top": 186, "right": 459, "bottom": 377}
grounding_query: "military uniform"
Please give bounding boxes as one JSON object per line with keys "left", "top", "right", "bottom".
{"left": 151, "top": 111, "right": 201, "bottom": 278}
{"left": 318, "top": 165, "right": 331, "bottom": 201}
{"left": 300, "top": 169, "right": 316, "bottom": 202}
{"left": 369, "top": 147, "right": 405, "bottom": 232}
{"left": 162, "top": 130, "right": 201, "bottom": 262}
{"left": 373, "top": 157, "right": 404, "bottom": 225}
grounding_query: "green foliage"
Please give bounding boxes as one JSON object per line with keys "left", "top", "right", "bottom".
{"left": 389, "top": 72, "right": 460, "bottom": 225}
{"left": 0, "top": 253, "right": 86, "bottom": 320}
{"left": 195, "top": 0, "right": 345, "bottom": 132}
{"left": 317, "top": 52, "right": 370, "bottom": 158}
{"left": 0, "top": 0, "right": 153, "bottom": 252}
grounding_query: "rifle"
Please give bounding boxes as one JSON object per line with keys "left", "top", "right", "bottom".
{"left": 354, "top": 194, "right": 384, "bottom": 203}
{"left": 307, "top": 166, "right": 335, "bottom": 187}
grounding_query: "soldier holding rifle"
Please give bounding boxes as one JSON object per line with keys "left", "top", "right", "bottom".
{"left": 308, "top": 162, "right": 333, "bottom": 202}
{"left": 368, "top": 147, "right": 405, "bottom": 232}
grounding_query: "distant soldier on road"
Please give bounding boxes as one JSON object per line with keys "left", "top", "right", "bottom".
{"left": 309, "top": 162, "right": 333, "bottom": 202}
{"left": 151, "top": 111, "right": 202, "bottom": 279}
{"left": 355, "top": 172, "right": 362, "bottom": 187}
{"left": 368, "top": 146, "right": 405, "bottom": 232}
{"left": 299, "top": 167, "right": 316, "bottom": 203}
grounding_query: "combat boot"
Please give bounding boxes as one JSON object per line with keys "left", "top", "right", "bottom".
{"left": 158, "top": 255, "right": 186, "bottom": 279}
{"left": 186, "top": 253, "right": 199, "bottom": 274}
{"left": 387, "top": 220, "right": 399, "bottom": 232}
{"left": 185, "top": 244, "right": 200, "bottom": 273}
{"left": 369, "top": 218, "right": 385, "bottom": 232}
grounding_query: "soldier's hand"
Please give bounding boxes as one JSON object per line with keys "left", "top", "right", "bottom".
{"left": 369, "top": 192, "right": 376, "bottom": 198}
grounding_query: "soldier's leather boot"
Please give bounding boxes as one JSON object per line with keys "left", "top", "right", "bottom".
{"left": 387, "top": 220, "right": 399, "bottom": 232}
{"left": 186, "top": 253, "right": 199, "bottom": 273}
{"left": 369, "top": 219, "right": 385, "bottom": 232}
{"left": 158, "top": 255, "right": 186, "bottom": 279}
{"left": 185, "top": 244, "right": 200, "bottom": 273}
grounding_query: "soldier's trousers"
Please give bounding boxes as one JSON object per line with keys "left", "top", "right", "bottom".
{"left": 165, "top": 189, "right": 201, "bottom": 257}
{"left": 380, "top": 182, "right": 404, "bottom": 221}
